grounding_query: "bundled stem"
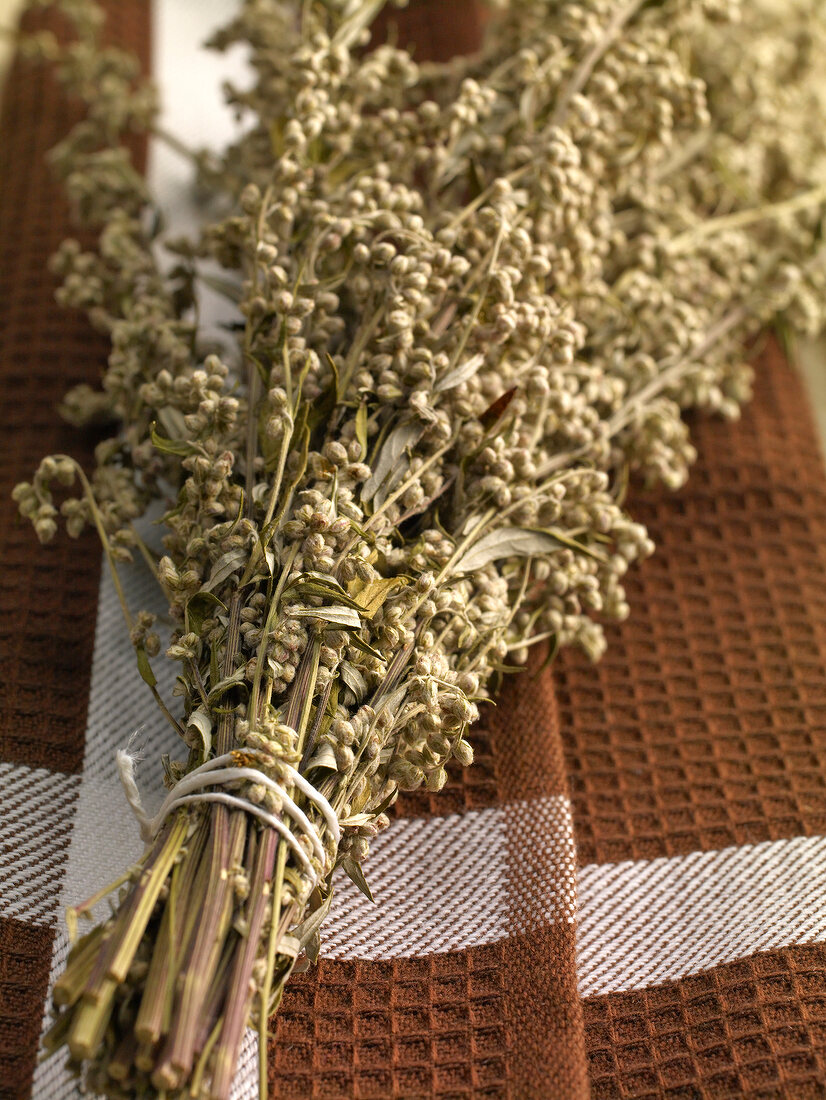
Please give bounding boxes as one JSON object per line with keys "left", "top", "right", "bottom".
{"left": 14, "top": 0, "right": 826, "bottom": 1096}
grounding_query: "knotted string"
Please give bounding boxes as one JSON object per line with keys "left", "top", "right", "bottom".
{"left": 117, "top": 748, "right": 340, "bottom": 886}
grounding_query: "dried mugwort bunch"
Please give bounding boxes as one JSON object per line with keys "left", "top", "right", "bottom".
{"left": 13, "top": 0, "right": 826, "bottom": 1095}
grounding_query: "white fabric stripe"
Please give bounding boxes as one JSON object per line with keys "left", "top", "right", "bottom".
{"left": 325, "top": 808, "right": 509, "bottom": 959}
{"left": 577, "top": 834, "right": 826, "bottom": 997}
{"left": 329, "top": 808, "right": 508, "bottom": 958}
{"left": 54, "top": 516, "right": 179, "bottom": 917}
{"left": 322, "top": 796, "right": 576, "bottom": 959}
{"left": 32, "top": 514, "right": 181, "bottom": 1097}
{"left": 508, "top": 792, "right": 578, "bottom": 932}
{"left": 0, "top": 765, "right": 80, "bottom": 926}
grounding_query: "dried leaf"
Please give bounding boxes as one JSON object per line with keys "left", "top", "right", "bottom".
{"left": 307, "top": 374, "right": 337, "bottom": 433}
{"left": 285, "top": 573, "right": 364, "bottom": 611}
{"left": 291, "top": 603, "right": 363, "bottom": 630}
{"left": 339, "top": 662, "right": 368, "bottom": 702}
{"left": 479, "top": 387, "right": 517, "bottom": 431}
{"left": 355, "top": 402, "right": 368, "bottom": 459}
{"left": 286, "top": 570, "right": 346, "bottom": 594}
{"left": 291, "top": 890, "right": 334, "bottom": 958}
{"left": 340, "top": 858, "right": 374, "bottom": 903}
{"left": 434, "top": 353, "right": 485, "bottom": 393}
{"left": 277, "top": 933, "right": 301, "bottom": 959}
{"left": 362, "top": 420, "right": 422, "bottom": 502}
{"left": 304, "top": 931, "right": 322, "bottom": 965}
{"left": 373, "top": 456, "right": 409, "bottom": 509}
{"left": 467, "top": 158, "right": 485, "bottom": 200}
{"left": 533, "top": 527, "right": 607, "bottom": 562}
{"left": 350, "top": 576, "right": 403, "bottom": 618}
{"left": 186, "top": 590, "right": 226, "bottom": 634}
{"left": 461, "top": 512, "right": 485, "bottom": 537}
{"left": 371, "top": 787, "right": 399, "bottom": 817}
{"left": 185, "top": 706, "right": 212, "bottom": 758}
{"left": 150, "top": 422, "right": 195, "bottom": 458}
{"left": 199, "top": 273, "right": 242, "bottom": 302}
{"left": 338, "top": 812, "right": 373, "bottom": 827}
{"left": 454, "top": 527, "right": 577, "bottom": 573}
{"left": 305, "top": 741, "right": 338, "bottom": 770}
{"left": 207, "top": 668, "right": 247, "bottom": 704}
{"left": 156, "top": 405, "right": 189, "bottom": 440}
{"left": 346, "top": 633, "right": 386, "bottom": 662}
{"left": 377, "top": 683, "right": 407, "bottom": 716}
{"left": 244, "top": 546, "right": 277, "bottom": 587}
{"left": 136, "top": 645, "right": 157, "bottom": 688}
{"left": 202, "top": 549, "right": 248, "bottom": 592}
{"left": 537, "top": 632, "right": 560, "bottom": 673}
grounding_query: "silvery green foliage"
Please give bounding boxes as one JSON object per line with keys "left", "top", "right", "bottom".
{"left": 16, "top": 0, "right": 826, "bottom": 842}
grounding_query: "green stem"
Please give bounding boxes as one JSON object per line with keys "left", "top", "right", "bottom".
{"left": 552, "top": 0, "right": 644, "bottom": 127}
{"left": 216, "top": 592, "right": 243, "bottom": 756}
{"left": 258, "top": 841, "right": 289, "bottom": 1098}
{"left": 669, "top": 182, "right": 826, "bottom": 253}
{"left": 210, "top": 829, "right": 278, "bottom": 1100}
{"left": 261, "top": 427, "right": 294, "bottom": 530}
{"left": 152, "top": 125, "right": 200, "bottom": 164}
{"left": 106, "top": 816, "right": 188, "bottom": 983}
{"left": 152, "top": 809, "right": 244, "bottom": 1089}
{"left": 248, "top": 544, "right": 299, "bottom": 728}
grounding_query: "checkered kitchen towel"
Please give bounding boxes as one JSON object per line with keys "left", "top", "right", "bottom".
{"left": 2, "top": 3, "right": 826, "bottom": 1098}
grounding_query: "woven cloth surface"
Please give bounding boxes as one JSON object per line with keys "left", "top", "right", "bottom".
{"left": 558, "top": 338, "right": 826, "bottom": 1099}
{"left": 0, "top": 4, "right": 150, "bottom": 1097}
{"left": 1, "top": 3, "right": 826, "bottom": 1099}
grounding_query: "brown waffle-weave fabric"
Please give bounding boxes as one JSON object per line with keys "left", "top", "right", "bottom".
{"left": 0, "top": 2, "right": 150, "bottom": 778}
{"left": 558, "top": 336, "right": 826, "bottom": 866}
{"left": 2, "top": 3, "right": 826, "bottom": 1100}
{"left": 558, "top": 337, "right": 826, "bottom": 1100}
{"left": 0, "top": 4, "right": 150, "bottom": 1097}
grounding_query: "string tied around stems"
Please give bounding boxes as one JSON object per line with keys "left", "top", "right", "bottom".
{"left": 116, "top": 747, "right": 340, "bottom": 887}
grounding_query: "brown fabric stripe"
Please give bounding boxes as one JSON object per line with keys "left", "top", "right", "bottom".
{"left": 0, "top": 917, "right": 55, "bottom": 1100}
{"left": 0, "top": 3, "right": 151, "bottom": 1093}
{"left": 584, "top": 943, "right": 826, "bottom": 1099}
{"left": 558, "top": 339, "right": 826, "bottom": 864}
{"left": 268, "top": 926, "right": 584, "bottom": 1100}
{"left": 0, "top": 2, "right": 150, "bottom": 775}
{"left": 371, "top": 0, "right": 489, "bottom": 63}
{"left": 493, "top": 663, "right": 588, "bottom": 1098}
{"left": 504, "top": 924, "right": 588, "bottom": 1100}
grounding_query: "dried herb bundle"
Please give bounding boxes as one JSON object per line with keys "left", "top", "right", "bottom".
{"left": 13, "top": 0, "right": 826, "bottom": 1096}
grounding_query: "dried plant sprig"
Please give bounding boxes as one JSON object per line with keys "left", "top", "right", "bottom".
{"left": 13, "top": 0, "right": 826, "bottom": 1096}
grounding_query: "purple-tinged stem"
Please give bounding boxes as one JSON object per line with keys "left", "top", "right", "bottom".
{"left": 209, "top": 827, "right": 278, "bottom": 1100}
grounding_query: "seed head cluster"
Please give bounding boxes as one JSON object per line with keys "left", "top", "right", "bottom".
{"left": 13, "top": 1, "right": 826, "bottom": 1094}
{"left": 16, "top": 0, "right": 826, "bottom": 878}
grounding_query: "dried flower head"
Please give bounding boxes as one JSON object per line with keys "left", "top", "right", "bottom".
{"left": 14, "top": 0, "right": 826, "bottom": 1096}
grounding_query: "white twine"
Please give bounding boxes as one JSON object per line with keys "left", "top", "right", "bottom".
{"left": 116, "top": 748, "right": 340, "bottom": 886}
